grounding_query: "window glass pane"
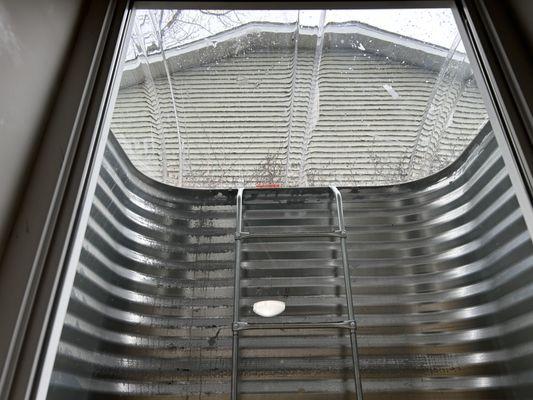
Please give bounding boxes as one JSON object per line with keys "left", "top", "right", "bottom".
{"left": 45, "top": 6, "right": 533, "bottom": 400}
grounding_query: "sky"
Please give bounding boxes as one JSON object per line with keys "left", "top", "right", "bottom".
{"left": 238, "top": 9, "right": 461, "bottom": 49}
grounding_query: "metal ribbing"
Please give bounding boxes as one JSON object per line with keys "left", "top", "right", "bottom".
{"left": 47, "top": 124, "right": 533, "bottom": 399}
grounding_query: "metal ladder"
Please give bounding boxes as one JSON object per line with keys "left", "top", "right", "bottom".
{"left": 231, "top": 186, "right": 364, "bottom": 400}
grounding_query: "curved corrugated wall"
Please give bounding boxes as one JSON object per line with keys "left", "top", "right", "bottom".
{"left": 47, "top": 124, "right": 533, "bottom": 399}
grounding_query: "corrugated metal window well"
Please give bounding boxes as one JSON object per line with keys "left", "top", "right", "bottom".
{"left": 43, "top": 6, "right": 533, "bottom": 400}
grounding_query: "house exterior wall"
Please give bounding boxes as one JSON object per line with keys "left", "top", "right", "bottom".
{"left": 110, "top": 39, "right": 488, "bottom": 188}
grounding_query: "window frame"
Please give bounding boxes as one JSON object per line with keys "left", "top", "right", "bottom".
{"left": 0, "top": 1, "right": 531, "bottom": 399}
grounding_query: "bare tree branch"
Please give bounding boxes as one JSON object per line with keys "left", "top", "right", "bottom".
{"left": 199, "top": 10, "right": 232, "bottom": 16}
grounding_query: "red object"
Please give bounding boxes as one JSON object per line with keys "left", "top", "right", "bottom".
{"left": 255, "top": 183, "right": 281, "bottom": 189}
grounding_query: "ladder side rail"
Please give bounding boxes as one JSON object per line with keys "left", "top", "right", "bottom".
{"left": 330, "top": 186, "right": 364, "bottom": 400}
{"left": 231, "top": 188, "right": 244, "bottom": 400}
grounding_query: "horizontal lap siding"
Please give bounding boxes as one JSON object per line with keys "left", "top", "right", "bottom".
{"left": 110, "top": 48, "right": 488, "bottom": 189}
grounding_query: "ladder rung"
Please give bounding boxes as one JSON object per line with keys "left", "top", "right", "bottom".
{"left": 232, "top": 320, "right": 356, "bottom": 331}
{"left": 237, "top": 230, "right": 346, "bottom": 240}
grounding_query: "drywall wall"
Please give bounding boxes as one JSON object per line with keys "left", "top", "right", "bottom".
{"left": 0, "top": 0, "right": 84, "bottom": 258}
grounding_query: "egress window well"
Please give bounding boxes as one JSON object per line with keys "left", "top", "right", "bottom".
{"left": 41, "top": 6, "right": 533, "bottom": 400}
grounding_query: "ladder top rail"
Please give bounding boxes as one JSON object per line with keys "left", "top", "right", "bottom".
{"left": 236, "top": 186, "right": 345, "bottom": 233}
{"left": 236, "top": 188, "right": 244, "bottom": 235}
{"left": 329, "top": 186, "right": 346, "bottom": 232}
